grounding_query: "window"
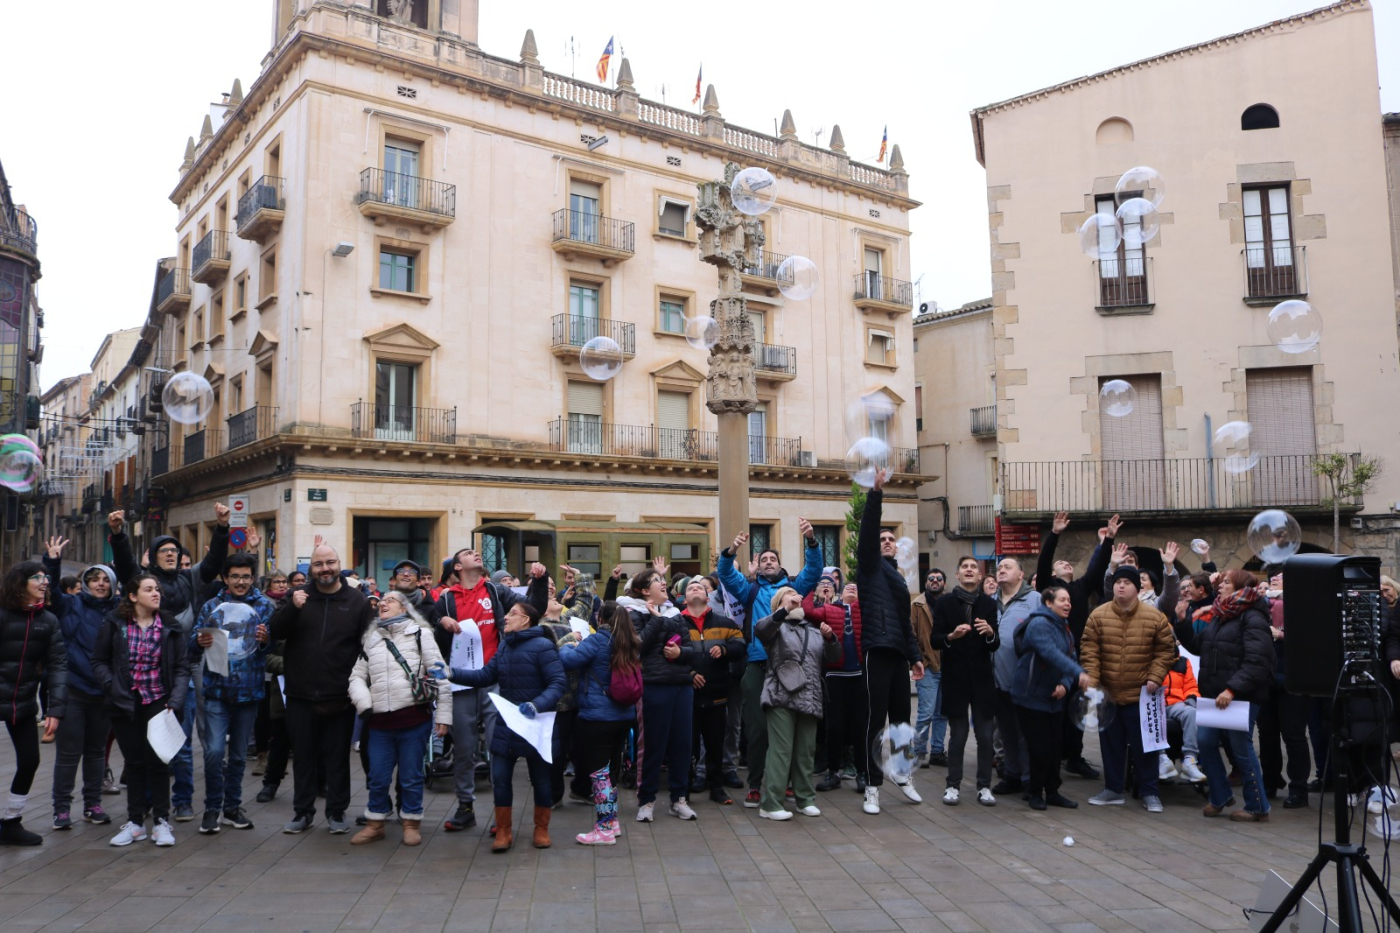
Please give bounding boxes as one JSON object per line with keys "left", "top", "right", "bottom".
{"left": 915, "top": 384, "right": 923, "bottom": 433}
{"left": 617, "top": 545, "right": 650, "bottom": 579}
{"left": 232, "top": 273, "right": 248, "bottom": 318}
{"left": 192, "top": 309, "right": 205, "bottom": 350}
{"left": 175, "top": 322, "right": 187, "bottom": 367}
{"left": 1241, "top": 104, "right": 1280, "bottom": 131}
{"left": 256, "top": 361, "right": 273, "bottom": 406}
{"left": 657, "top": 390, "right": 690, "bottom": 458}
{"left": 658, "top": 199, "right": 688, "bottom": 237}
{"left": 569, "top": 179, "right": 602, "bottom": 243}
{"left": 812, "top": 525, "right": 842, "bottom": 570}
{"left": 373, "top": 361, "right": 416, "bottom": 441}
{"left": 568, "top": 282, "right": 601, "bottom": 346}
{"left": 863, "top": 247, "right": 884, "bottom": 299}
{"left": 749, "top": 524, "right": 771, "bottom": 558}
{"left": 377, "top": 0, "right": 429, "bottom": 28}
{"left": 265, "top": 142, "right": 281, "bottom": 181}
{"left": 567, "top": 544, "right": 602, "bottom": 580}
{"left": 481, "top": 533, "right": 507, "bottom": 573}
{"left": 259, "top": 249, "right": 277, "bottom": 304}
{"left": 867, "top": 327, "right": 895, "bottom": 367}
{"left": 230, "top": 376, "right": 244, "bottom": 415}
{"left": 1094, "top": 196, "right": 1147, "bottom": 307}
{"left": 1243, "top": 186, "right": 1297, "bottom": 298}
{"left": 1246, "top": 367, "right": 1317, "bottom": 505}
{"left": 659, "top": 295, "right": 686, "bottom": 334}
{"left": 748, "top": 403, "right": 768, "bottom": 464}
{"left": 209, "top": 291, "right": 225, "bottom": 343}
{"left": 383, "top": 140, "right": 421, "bottom": 207}
{"left": 1099, "top": 374, "right": 1164, "bottom": 511}
{"left": 379, "top": 249, "right": 416, "bottom": 293}
{"left": 567, "top": 379, "right": 604, "bottom": 454}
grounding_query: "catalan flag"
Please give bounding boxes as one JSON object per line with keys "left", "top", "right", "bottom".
{"left": 692, "top": 64, "right": 703, "bottom": 105}
{"left": 596, "top": 36, "right": 614, "bottom": 83}
{"left": 877, "top": 126, "right": 888, "bottom": 164}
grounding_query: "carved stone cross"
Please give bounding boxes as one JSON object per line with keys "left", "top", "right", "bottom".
{"left": 696, "top": 162, "right": 762, "bottom": 416}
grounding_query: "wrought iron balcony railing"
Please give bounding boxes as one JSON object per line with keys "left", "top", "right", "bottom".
{"left": 183, "top": 429, "right": 223, "bottom": 466}
{"left": 236, "top": 176, "right": 285, "bottom": 235}
{"left": 970, "top": 405, "right": 997, "bottom": 437}
{"left": 547, "top": 419, "right": 806, "bottom": 466}
{"left": 740, "top": 251, "right": 791, "bottom": 282}
{"left": 351, "top": 403, "right": 457, "bottom": 444}
{"left": 0, "top": 206, "right": 37, "bottom": 256}
{"left": 151, "top": 445, "right": 170, "bottom": 477}
{"left": 1094, "top": 257, "right": 1154, "bottom": 310}
{"left": 551, "top": 209, "right": 635, "bottom": 255}
{"left": 755, "top": 342, "right": 796, "bottom": 377}
{"left": 357, "top": 168, "right": 456, "bottom": 219}
{"left": 549, "top": 314, "right": 636, "bottom": 356}
{"left": 853, "top": 272, "right": 914, "bottom": 307}
{"left": 226, "top": 406, "right": 279, "bottom": 450}
{"left": 1243, "top": 245, "right": 1308, "bottom": 303}
{"left": 958, "top": 504, "right": 995, "bottom": 536}
{"left": 155, "top": 269, "right": 192, "bottom": 309}
{"left": 192, "top": 230, "right": 231, "bottom": 279}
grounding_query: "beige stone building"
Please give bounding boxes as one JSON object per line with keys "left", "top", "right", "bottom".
{"left": 37, "top": 373, "right": 91, "bottom": 546}
{"left": 131, "top": 0, "right": 921, "bottom": 583}
{"left": 963, "top": 0, "right": 1400, "bottom": 574}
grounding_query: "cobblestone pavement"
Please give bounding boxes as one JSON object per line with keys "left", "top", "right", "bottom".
{"left": 0, "top": 735, "right": 1383, "bottom": 932}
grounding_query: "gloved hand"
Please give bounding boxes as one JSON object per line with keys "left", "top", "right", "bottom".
{"left": 518, "top": 702, "right": 538, "bottom": 719}
{"left": 428, "top": 660, "right": 450, "bottom": 681}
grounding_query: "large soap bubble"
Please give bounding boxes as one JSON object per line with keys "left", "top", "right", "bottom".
{"left": 1074, "top": 686, "right": 1113, "bottom": 733}
{"left": 162, "top": 372, "right": 216, "bottom": 426}
{"left": 776, "top": 255, "right": 818, "bottom": 300}
{"left": 844, "top": 393, "right": 899, "bottom": 445}
{"left": 1116, "top": 198, "right": 1160, "bottom": 248}
{"left": 730, "top": 167, "right": 777, "bottom": 216}
{"left": 0, "top": 434, "right": 41, "bottom": 459}
{"left": 1115, "top": 166, "right": 1165, "bottom": 209}
{"left": 207, "top": 601, "right": 262, "bottom": 662}
{"left": 1212, "top": 421, "right": 1259, "bottom": 475}
{"left": 873, "top": 722, "right": 918, "bottom": 784}
{"left": 1267, "top": 300, "right": 1322, "bottom": 354}
{"left": 1078, "top": 213, "right": 1121, "bottom": 259}
{"left": 1099, "top": 380, "right": 1137, "bottom": 418}
{"left": 1190, "top": 539, "right": 1210, "bottom": 556}
{"left": 845, "top": 437, "right": 891, "bottom": 489}
{"left": 579, "top": 336, "right": 624, "bottom": 381}
{"left": 0, "top": 449, "right": 41, "bottom": 493}
{"left": 894, "top": 537, "right": 917, "bottom": 574}
{"left": 1247, "top": 510, "right": 1302, "bottom": 564}
{"left": 683, "top": 315, "right": 720, "bottom": 351}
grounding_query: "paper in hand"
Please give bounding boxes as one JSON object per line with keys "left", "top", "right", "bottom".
{"left": 202, "top": 629, "right": 230, "bottom": 678}
{"left": 1139, "top": 685, "right": 1169, "bottom": 752}
{"left": 1196, "top": 698, "right": 1251, "bottom": 732}
{"left": 488, "top": 692, "right": 555, "bottom": 763}
{"left": 147, "top": 708, "right": 186, "bottom": 763}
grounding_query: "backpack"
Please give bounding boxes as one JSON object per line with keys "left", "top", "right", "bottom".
{"left": 605, "top": 662, "right": 643, "bottom": 706}
{"left": 1013, "top": 617, "right": 1034, "bottom": 657}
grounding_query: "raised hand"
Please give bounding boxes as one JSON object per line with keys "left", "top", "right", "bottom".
{"left": 610, "top": 564, "right": 624, "bottom": 580}
{"left": 1052, "top": 511, "right": 1070, "bottom": 534}
{"left": 1161, "top": 541, "right": 1179, "bottom": 566}
{"left": 651, "top": 555, "right": 669, "bottom": 577}
{"left": 1110, "top": 542, "right": 1129, "bottom": 568}
{"left": 528, "top": 562, "right": 547, "bottom": 579}
{"left": 45, "top": 536, "right": 68, "bottom": 559}
{"left": 107, "top": 511, "right": 125, "bottom": 534}
{"left": 246, "top": 530, "right": 262, "bottom": 550}
{"left": 313, "top": 534, "right": 324, "bottom": 549}
{"left": 872, "top": 467, "right": 891, "bottom": 491}
{"left": 731, "top": 530, "right": 750, "bottom": 553}
{"left": 748, "top": 555, "right": 759, "bottom": 576}
{"left": 1106, "top": 513, "right": 1123, "bottom": 538}
{"left": 797, "top": 517, "right": 814, "bottom": 541}
{"left": 214, "top": 502, "right": 231, "bottom": 525}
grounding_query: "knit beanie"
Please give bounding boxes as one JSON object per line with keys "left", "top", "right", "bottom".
{"left": 1110, "top": 566, "right": 1141, "bottom": 591}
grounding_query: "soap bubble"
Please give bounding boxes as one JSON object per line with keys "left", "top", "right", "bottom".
{"left": 1116, "top": 198, "right": 1159, "bottom": 248}
{"left": 206, "top": 601, "right": 261, "bottom": 662}
{"left": 894, "top": 537, "right": 917, "bottom": 573}
{"left": 730, "top": 167, "right": 777, "bottom": 216}
{"left": 0, "top": 434, "right": 40, "bottom": 458}
{"left": 0, "top": 449, "right": 41, "bottom": 493}
{"left": 1077, "top": 213, "right": 1121, "bottom": 258}
{"left": 873, "top": 722, "right": 918, "bottom": 784}
{"left": 579, "top": 336, "right": 624, "bottom": 381}
{"left": 1247, "top": 510, "right": 1302, "bottom": 564}
{"left": 776, "top": 255, "right": 818, "bottom": 300}
{"left": 1212, "top": 421, "right": 1259, "bottom": 475}
{"left": 162, "top": 372, "right": 215, "bottom": 425}
{"left": 683, "top": 315, "right": 720, "bottom": 351}
{"left": 1115, "top": 165, "right": 1165, "bottom": 209}
{"left": 844, "top": 392, "right": 899, "bottom": 445}
{"left": 1190, "top": 539, "right": 1210, "bottom": 556}
{"left": 845, "top": 437, "right": 891, "bottom": 489}
{"left": 1074, "top": 686, "right": 1113, "bottom": 733}
{"left": 1099, "top": 380, "right": 1136, "bottom": 418}
{"left": 1063, "top": 836, "right": 1075, "bottom": 847}
{"left": 1267, "top": 300, "right": 1322, "bottom": 354}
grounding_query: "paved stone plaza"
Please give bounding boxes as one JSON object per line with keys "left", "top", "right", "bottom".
{"left": 0, "top": 738, "right": 1380, "bottom": 932}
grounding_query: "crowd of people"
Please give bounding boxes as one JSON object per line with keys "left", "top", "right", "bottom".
{"left": 0, "top": 475, "right": 1394, "bottom": 850}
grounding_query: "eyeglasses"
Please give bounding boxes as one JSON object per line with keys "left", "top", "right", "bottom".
{"left": 155, "top": 546, "right": 180, "bottom": 556}
{"left": 27, "top": 573, "right": 48, "bottom": 583}
{"left": 394, "top": 568, "right": 417, "bottom": 577}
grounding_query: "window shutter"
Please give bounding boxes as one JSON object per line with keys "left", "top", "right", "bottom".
{"left": 1246, "top": 367, "right": 1317, "bottom": 505}
{"left": 1099, "top": 374, "right": 1165, "bottom": 510}
{"left": 659, "top": 202, "right": 687, "bottom": 235}
{"left": 864, "top": 247, "right": 882, "bottom": 274}
{"left": 657, "top": 391, "right": 689, "bottom": 432}
{"left": 569, "top": 179, "right": 601, "bottom": 199}
{"left": 567, "top": 380, "right": 604, "bottom": 417}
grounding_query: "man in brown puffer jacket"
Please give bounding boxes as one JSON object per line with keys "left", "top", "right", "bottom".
{"left": 1080, "top": 566, "right": 1177, "bottom": 812}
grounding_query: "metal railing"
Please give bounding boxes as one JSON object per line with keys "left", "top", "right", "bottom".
{"left": 970, "top": 405, "right": 997, "bottom": 437}
{"left": 183, "top": 429, "right": 223, "bottom": 466}
{"left": 151, "top": 446, "right": 170, "bottom": 477}
{"left": 958, "top": 504, "right": 995, "bottom": 536}
{"left": 156, "top": 269, "right": 191, "bottom": 307}
{"left": 748, "top": 434, "right": 805, "bottom": 466}
{"left": 1243, "top": 245, "right": 1307, "bottom": 301}
{"left": 236, "top": 176, "right": 285, "bottom": 229}
{"left": 755, "top": 343, "right": 796, "bottom": 377}
{"left": 551, "top": 209, "right": 635, "bottom": 254}
{"left": 740, "top": 251, "right": 791, "bottom": 282}
{"left": 226, "top": 405, "right": 278, "bottom": 450}
{"left": 1094, "top": 256, "right": 1153, "bottom": 309}
{"left": 547, "top": 419, "right": 804, "bottom": 466}
{"left": 1000, "top": 454, "right": 1351, "bottom": 515}
{"left": 853, "top": 272, "right": 913, "bottom": 307}
{"left": 351, "top": 402, "right": 457, "bottom": 444}
{"left": 549, "top": 314, "right": 636, "bottom": 356}
{"left": 890, "top": 447, "right": 920, "bottom": 473}
{"left": 0, "top": 207, "right": 37, "bottom": 255}
{"left": 357, "top": 168, "right": 456, "bottom": 219}
{"left": 192, "top": 230, "right": 230, "bottom": 274}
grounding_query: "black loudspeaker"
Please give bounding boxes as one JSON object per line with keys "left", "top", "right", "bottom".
{"left": 1282, "top": 553, "right": 1382, "bottom": 697}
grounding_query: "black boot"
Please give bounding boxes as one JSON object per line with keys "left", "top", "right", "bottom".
{"left": 256, "top": 784, "right": 278, "bottom": 804}
{"left": 0, "top": 817, "right": 42, "bottom": 846}
{"left": 815, "top": 772, "right": 841, "bottom": 792}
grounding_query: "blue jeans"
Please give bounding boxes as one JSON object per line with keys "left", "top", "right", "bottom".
{"left": 171, "top": 679, "right": 204, "bottom": 808}
{"left": 1198, "top": 703, "right": 1268, "bottom": 813}
{"left": 367, "top": 719, "right": 432, "bottom": 819}
{"left": 203, "top": 697, "right": 258, "bottom": 812}
{"left": 915, "top": 671, "right": 946, "bottom": 756}
{"left": 1099, "top": 700, "right": 1159, "bottom": 797}
{"left": 489, "top": 732, "right": 553, "bottom": 809}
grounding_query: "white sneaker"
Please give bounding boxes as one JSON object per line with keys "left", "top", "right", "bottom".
{"left": 1158, "top": 753, "right": 1178, "bottom": 781}
{"left": 978, "top": 788, "right": 997, "bottom": 807}
{"left": 942, "top": 787, "right": 960, "bottom": 806}
{"left": 636, "top": 802, "right": 654, "bottom": 822}
{"left": 1367, "top": 786, "right": 1398, "bottom": 815}
{"left": 1181, "top": 756, "right": 1207, "bottom": 783}
{"left": 863, "top": 787, "right": 880, "bottom": 814}
{"left": 759, "top": 808, "right": 792, "bottom": 821}
{"left": 669, "top": 798, "right": 697, "bottom": 820}
{"left": 898, "top": 777, "right": 923, "bottom": 804}
{"left": 798, "top": 805, "right": 821, "bottom": 817}
{"left": 109, "top": 821, "right": 146, "bottom": 847}
{"left": 151, "top": 818, "right": 175, "bottom": 847}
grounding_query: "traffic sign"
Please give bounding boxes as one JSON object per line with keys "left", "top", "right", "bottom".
{"left": 229, "top": 495, "right": 249, "bottom": 529}
{"left": 229, "top": 528, "right": 248, "bottom": 549}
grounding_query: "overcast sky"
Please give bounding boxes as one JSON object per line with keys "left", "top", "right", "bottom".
{"left": 2, "top": 0, "right": 1395, "bottom": 391}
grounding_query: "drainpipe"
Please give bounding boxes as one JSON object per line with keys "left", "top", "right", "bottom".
{"left": 1204, "top": 413, "right": 1215, "bottom": 509}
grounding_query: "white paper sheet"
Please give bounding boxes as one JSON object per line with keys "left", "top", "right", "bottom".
{"left": 147, "top": 708, "right": 187, "bottom": 763}
{"left": 202, "top": 629, "right": 229, "bottom": 677}
{"left": 1196, "top": 698, "right": 1252, "bottom": 732}
{"left": 569, "top": 618, "right": 592, "bottom": 639}
{"left": 487, "top": 692, "right": 556, "bottom": 763}
{"left": 277, "top": 675, "right": 286, "bottom": 706}
{"left": 448, "top": 619, "right": 483, "bottom": 694}
{"left": 1139, "top": 685, "right": 1169, "bottom": 752}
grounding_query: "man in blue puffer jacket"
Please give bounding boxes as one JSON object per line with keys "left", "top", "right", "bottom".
{"left": 42, "top": 535, "right": 118, "bottom": 829}
{"left": 188, "top": 554, "right": 273, "bottom": 835}
{"left": 716, "top": 521, "right": 824, "bottom": 807}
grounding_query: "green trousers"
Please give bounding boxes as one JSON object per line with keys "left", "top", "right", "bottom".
{"left": 761, "top": 707, "right": 819, "bottom": 812}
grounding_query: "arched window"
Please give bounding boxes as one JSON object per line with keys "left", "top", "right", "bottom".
{"left": 1242, "top": 104, "right": 1280, "bottom": 131}
{"left": 1095, "top": 117, "right": 1134, "bottom": 145}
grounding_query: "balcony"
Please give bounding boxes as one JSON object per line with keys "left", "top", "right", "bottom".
{"left": 151, "top": 445, "right": 170, "bottom": 477}
{"left": 1243, "top": 245, "right": 1308, "bottom": 305}
{"left": 549, "top": 314, "right": 636, "bottom": 359}
{"left": 970, "top": 405, "right": 997, "bottom": 438}
{"left": 0, "top": 206, "right": 37, "bottom": 258}
{"left": 191, "top": 230, "right": 232, "bottom": 285}
{"left": 755, "top": 343, "right": 796, "bottom": 382}
{"left": 155, "top": 268, "right": 192, "bottom": 314}
{"left": 1093, "top": 257, "right": 1154, "bottom": 314}
{"left": 226, "top": 405, "right": 279, "bottom": 450}
{"left": 550, "top": 209, "right": 635, "bottom": 265}
{"left": 183, "top": 429, "right": 223, "bottom": 466}
{"left": 739, "top": 250, "right": 791, "bottom": 295}
{"left": 1000, "top": 454, "right": 1357, "bottom": 519}
{"left": 853, "top": 272, "right": 914, "bottom": 315}
{"left": 547, "top": 419, "right": 807, "bottom": 466}
{"left": 236, "top": 175, "right": 285, "bottom": 243}
{"left": 351, "top": 403, "right": 457, "bottom": 444}
{"left": 356, "top": 168, "right": 455, "bottom": 231}
{"left": 957, "top": 504, "right": 995, "bottom": 536}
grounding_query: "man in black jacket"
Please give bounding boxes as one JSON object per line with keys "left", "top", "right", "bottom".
{"left": 1034, "top": 510, "right": 1116, "bottom": 780}
{"left": 856, "top": 470, "right": 926, "bottom": 816}
{"left": 932, "top": 557, "right": 1000, "bottom": 806}
{"left": 268, "top": 544, "right": 375, "bottom": 835}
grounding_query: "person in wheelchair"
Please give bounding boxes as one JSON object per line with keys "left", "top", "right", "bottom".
{"left": 1159, "top": 656, "right": 1207, "bottom": 784}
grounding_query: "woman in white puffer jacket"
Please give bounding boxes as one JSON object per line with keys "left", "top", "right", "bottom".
{"left": 348, "top": 592, "right": 451, "bottom": 847}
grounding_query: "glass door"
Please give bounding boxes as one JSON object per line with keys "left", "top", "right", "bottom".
{"left": 375, "top": 361, "right": 416, "bottom": 441}
{"left": 569, "top": 284, "right": 600, "bottom": 347}
{"left": 748, "top": 406, "right": 767, "bottom": 465}
{"left": 384, "top": 142, "right": 421, "bottom": 209}
{"left": 570, "top": 181, "right": 601, "bottom": 244}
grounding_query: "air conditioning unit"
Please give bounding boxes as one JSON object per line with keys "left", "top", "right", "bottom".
{"left": 798, "top": 450, "right": 817, "bottom": 468}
